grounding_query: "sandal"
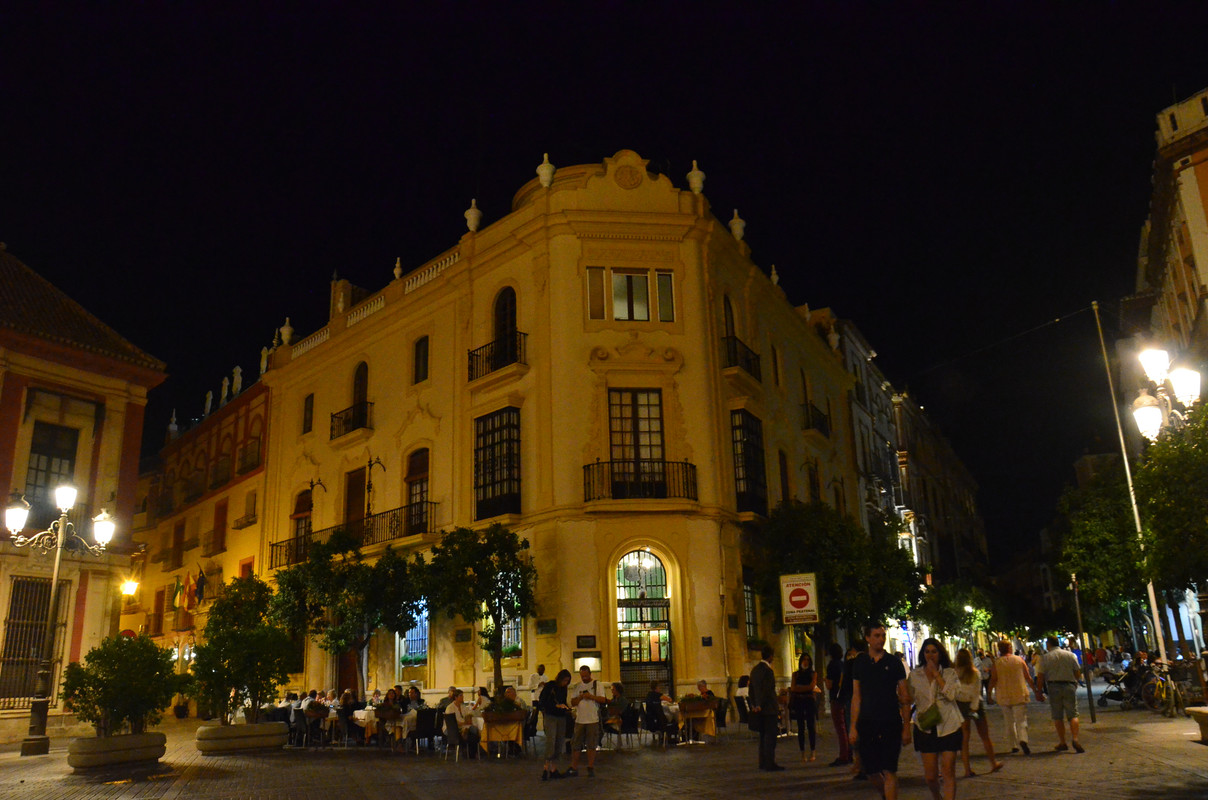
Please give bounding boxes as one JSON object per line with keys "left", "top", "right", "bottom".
{"left": 990, "top": 762, "right": 1005, "bottom": 773}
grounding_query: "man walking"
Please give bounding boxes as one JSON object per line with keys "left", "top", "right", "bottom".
{"left": 1036, "top": 636, "right": 1084, "bottom": 753}
{"left": 976, "top": 649, "right": 994, "bottom": 704}
{"left": 749, "top": 644, "right": 783, "bottom": 771}
{"left": 848, "top": 623, "right": 910, "bottom": 800}
{"left": 567, "top": 665, "right": 608, "bottom": 777}
{"left": 989, "top": 638, "right": 1038, "bottom": 755}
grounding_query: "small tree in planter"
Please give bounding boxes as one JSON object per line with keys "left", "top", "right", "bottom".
{"left": 61, "top": 633, "right": 180, "bottom": 736}
{"left": 190, "top": 575, "right": 292, "bottom": 725}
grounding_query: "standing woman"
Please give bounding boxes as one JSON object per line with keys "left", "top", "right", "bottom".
{"left": 539, "top": 669, "right": 573, "bottom": 781}
{"left": 908, "top": 638, "right": 970, "bottom": 800}
{"left": 790, "top": 652, "right": 819, "bottom": 761}
{"left": 954, "top": 648, "right": 1003, "bottom": 777}
{"left": 825, "top": 642, "right": 852, "bottom": 766}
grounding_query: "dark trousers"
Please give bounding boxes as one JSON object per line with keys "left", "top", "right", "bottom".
{"left": 757, "top": 713, "right": 779, "bottom": 768}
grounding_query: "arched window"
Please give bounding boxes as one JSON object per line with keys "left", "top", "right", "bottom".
{"left": 616, "top": 550, "right": 671, "bottom": 692}
{"left": 353, "top": 361, "right": 369, "bottom": 406}
{"left": 413, "top": 337, "right": 429, "bottom": 384}
{"left": 493, "top": 287, "right": 518, "bottom": 368}
{"left": 291, "top": 489, "right": 312, "bottom": 540}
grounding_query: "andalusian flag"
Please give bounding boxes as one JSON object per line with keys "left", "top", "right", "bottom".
{"left": 171, "top": 575, "right": 183, "bottom": 609}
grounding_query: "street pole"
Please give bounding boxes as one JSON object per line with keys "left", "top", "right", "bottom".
{"left": 1091, "top": 301, "right": 1169, "bottom": 663}
{"left": 22, "top": 507, "right": 69, "bottom": 756}
{"left": 1070, "top": 573, "right": 1096, "bottom": 723}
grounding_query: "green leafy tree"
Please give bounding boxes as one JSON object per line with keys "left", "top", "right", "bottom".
{"left": 1134, "top": 403, "right": 1208, "bottom": 592}
{"left": 271, "top": 530, "right": 424, "bottom": 695}
{"left": 424, "top": 523, "right": 537, "bottom": 691}
{"left": 746, "top": 502, "right": 922, "bottom": 642}
{"left": 61, "top": 633, "right": 182, "bottom": 736}
{"left": 191, "top": 575, "right": 292, "bottom": 724}
{"left": 1053, "top": 467, "right": 1145, "bottom": 606}
{"left": 912, "top": 582, "right": 995, "bottom": 641}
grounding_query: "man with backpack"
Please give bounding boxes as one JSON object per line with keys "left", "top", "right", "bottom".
{"left": 568, "top": 665, "right": 608, "bottom": 777}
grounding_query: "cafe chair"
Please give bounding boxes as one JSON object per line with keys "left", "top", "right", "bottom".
{"left": 643, "top": 700, "right": 677, "bottom": 749}
{"left": 374, "top": 705, "right": 401, "bottom": 749}
{"left": 619, "top": 702, "right": 642, "bottom": 747}
{"left": 714, "top": 698, "right": 730, "bottom": 731}
{"left": 410, "top": 707, "right": 440, "bottom": 754}
{"left": 522, "top": 708, "right": 540, "bottom": 755}
{"left": 335, "top": 706, "right": 358, "bottom": 748}
{"left": 286, "top": 705, "right": 306, "bottom": 747}
{"left": 442, "top": 713, "right": 468, "bottom": 762}
{"left": 734, "top": 695, "right": 750, "bottom": 725}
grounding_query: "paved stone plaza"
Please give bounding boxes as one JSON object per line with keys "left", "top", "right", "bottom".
{"left": 2, "top": 691, "right": 1206, "bottom": 800}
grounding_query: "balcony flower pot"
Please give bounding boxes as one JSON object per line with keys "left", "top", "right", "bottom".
{"left": 195, "top": 720, "right": 289, "bottom": 753}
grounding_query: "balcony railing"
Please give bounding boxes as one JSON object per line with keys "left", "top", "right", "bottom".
{"left": 583, "top": 459, "right": 698, "bottom": 502}
{"left": 270, "top": 532, "right": 313, "bottom": 569}
{"left": 231, "top": 512, "right": 257, "bottom": 530}
{"left": 358, "top": 502, "right": 439, "bottom": 546}
{"left": 202, "top": 529, "right": 226, "bottom": 557}
{"left": 210, "top": 459, "right": 232, "bottom": 489}
{"left": 802, "top": 402, "right": 830, "bottom": 437}
{"left": 721, "top": 336, "right": 761, "bottom": 381}
{"left": 330, "top": 401, "right": 373, "bottom": 439}
{"left": 468, "top": 331, "right": 527, "bottom": 381}
{"left": 237, "top": 439, "right": 262, "bottom": 473}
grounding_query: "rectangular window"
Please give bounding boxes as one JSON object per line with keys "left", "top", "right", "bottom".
{"left": 731, "top": 409, "right": 768, "bottom": 516}
{"left": 612, "top": 271, "right": 650, "bottom": 321}
{"left": 239, "top": 558, "right": 254, "bottom": 579}
{"left": 588, "top": 268, "right": 606, "bottom": 320}
{"left": 770, "top": 346, "right": 780, "bottom": 386}
{"left": 413, "top": 336, "right": 429, "bottom": 384}
{"left": 500, "top": 615, "right": 523, "bottom": 653}
{"left": 656, "top": 272, "right": 674, "bottom": 322}
{"left": 24, "top": 422, "right": 79, "bottom": 529}
{"left": 743, "top": 583, "right": 758, "bottom": 641}
{"left": 150, "top": 588, "right": 165, "bottom": 636}
{"left": 608, "top": 389, "right": 666, "bottom": 498}
{"left": 208, "top": 500, "right": 227, "bottom": 556}
{"left": 401, "top": 607, "right": 429, "bottom": 667}
{"left": 302, "top": 394, "right": 314, "bottom": 434}
{"left": 0, "top": 576, "right": 70, "bottom": 705}
{"left": 474, "top": 406, "right": 521, "bottom": 519}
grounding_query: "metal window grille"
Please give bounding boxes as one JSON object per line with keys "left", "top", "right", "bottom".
{"left": 403, "top": 608, "right": 428, "bottom": 662}
{"left": 23, "top": 422, "right": 79, "bottom": 529}
{"left": 616, "top": 550, "right": 671, "bottom": 694}
{"left": 0, "top": 577, "right": 71, "bottom": 709}
{"left": 731, "top": 410, "right": 768, "bottom": 515}
{"left": 473, "top": 407, "right": 521, "bottom": 519}
{"left": 500, "top": 616, "right": 522, "bottom": 652}
{"left": 743, "top": 584, "right": 758, "bottom": 641}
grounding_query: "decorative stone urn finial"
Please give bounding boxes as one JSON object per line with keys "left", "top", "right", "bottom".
{"left": 232, "top": 366, "right": 243, "bottom": 396}
{"left": 168, "top": 410, "right": 178, "bottom": 437}
{"left": 687, "top": 160, "right": 705, "bottom": 194}
{"left": 537, "top": 153, "right": 555, "bottom": 188}
{"left": 393, "top": 257, "right": 402, "bottom": 280}
{"left": 770, "top": 264, "right": 779, "bottom": 286}
{"left": 204, "top": 391, "right": 213, "bottom": 417}
{"left": 220, "top": 376, "right": 230, "bottom": 406}
{"left": 465, "top": 198, "right": 482, "bottom": 232}
{"left": 260, "top": 347, "right": 269, "bottom": 375}
{"left": 828, "top": 330, "right": 841, "bottom": 350}
{"left": 280, "top": 317, "right": 294, "bottom": 345}
{"left": 729, "top": 209, "right": 746, "bottom": 241}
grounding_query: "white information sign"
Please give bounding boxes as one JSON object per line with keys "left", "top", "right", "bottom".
{"left": 780, "top": 572, "right": 819, "bottom": 625}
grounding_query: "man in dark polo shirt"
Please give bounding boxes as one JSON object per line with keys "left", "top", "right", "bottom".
{"left": 848, "top": 623, "right": 911, "bottom": 800}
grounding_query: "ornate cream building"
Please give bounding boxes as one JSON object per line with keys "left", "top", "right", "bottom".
{"left": 247, "top": 150, "right": 860, "bottom": 696}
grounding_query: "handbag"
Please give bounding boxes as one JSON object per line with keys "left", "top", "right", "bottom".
{"left": 916, "top": 702, "right": 942, "bottom": 731}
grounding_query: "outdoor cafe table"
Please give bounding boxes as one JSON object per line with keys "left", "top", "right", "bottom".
{"left": 353, "top": 707, "right": 377, "bottom": 738}
{"left": 674, "top": 702, "right": 716, "bottom": 740}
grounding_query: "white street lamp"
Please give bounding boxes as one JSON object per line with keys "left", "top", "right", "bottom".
{"left": 1169, "top": 367, "right": 1201, "bottom": 408}
{"left": 1139, "top": 347, "right": 1171, "bottom": 384}
{"left": 4, "top": 487, "right": 116, "bottom": 756}
{"left": 1131, "top": 389, "right": 1163, "bottom": 441}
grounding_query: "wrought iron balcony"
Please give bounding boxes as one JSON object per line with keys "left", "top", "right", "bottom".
{"left": 583, "top": 459, "right": 698, "bottom": 502}
{"left": 722, "top": 335, "right": 761, "bottom": 381}
{"left": 231, "top": 512, "right": 257, "bottom": 530}
{"left": 237, "top": 439, "right": 262, "bottom": 473}
{"left": 468, "top": 331, "right": 527, "bottom": 382}
{"left": 201, "top": 529, "right": 226, "bottom": 557}
{"left": 330, "top": 402, "right": 373, "bottom": 439}
{"left": 802, "top": 402, "right": 830, "bottom": 437}
{"left": 270, "top": 532, "right": 312, "bottom": 569}
{"left": 357, "top": 501, "right": 439, "bottom": 546}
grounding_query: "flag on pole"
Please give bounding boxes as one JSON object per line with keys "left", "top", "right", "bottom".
{"left": 171, "top": 576, "right": 183, "bottom": 609}
{"left": 195, "top": 565, "right": 207, "bottom": 603}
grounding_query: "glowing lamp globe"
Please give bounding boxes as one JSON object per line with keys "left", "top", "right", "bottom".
{"left": 1138, "top": 348, "right": 1170, "bottom": 385}
{"left": 1169, "top": 367, "right": 1201, "bottom": 408}
{"left": 54, "top": 485, "right": 78, "bottom": 512}
{"left": 91, "top": 510, "right": 115, "bottom": 547}
{"left": 1132, "top": 390, "right": 1163, "bottom": 441}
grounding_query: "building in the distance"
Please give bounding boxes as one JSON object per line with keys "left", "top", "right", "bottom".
{"left": 0, "top": 245, "right": 164, "bottom": 742}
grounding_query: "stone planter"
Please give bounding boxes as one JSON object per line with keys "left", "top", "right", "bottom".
{"left": 195, "top": 721, "right": 288, "bottom": 754}
{"left": 67, "top": 731, "right": 167, "bottom": 770}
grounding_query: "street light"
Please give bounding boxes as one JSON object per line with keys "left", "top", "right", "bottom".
{"left": 4, "top": 487, "right": 115, "bottom": 756}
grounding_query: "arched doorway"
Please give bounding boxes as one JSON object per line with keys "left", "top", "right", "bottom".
{"left": 616, "top": 550, "right": 672, "bottom": 694}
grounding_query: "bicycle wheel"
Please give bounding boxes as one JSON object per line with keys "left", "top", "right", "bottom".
{"left": 1141, "top": 679, "right": 1162, "bottom": 711}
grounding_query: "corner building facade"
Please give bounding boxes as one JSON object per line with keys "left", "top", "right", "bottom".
{"left": 262, "top": 151, "right": 857, "bottom": 696}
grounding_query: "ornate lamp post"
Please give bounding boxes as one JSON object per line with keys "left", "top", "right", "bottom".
{"left": 4, "top": 486, "right": 115, "bottom": 756}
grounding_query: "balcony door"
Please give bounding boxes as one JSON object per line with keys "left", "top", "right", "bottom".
{"left": 609, "top": 389, "right": 666, "bottom": 498}
{"left": 616, "top": 550, "right": 672, "bottom": 696}
{"left": 345, "top": 467, "right": 366, "bottom": 537}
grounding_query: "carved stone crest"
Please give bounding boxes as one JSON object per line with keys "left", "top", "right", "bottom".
{"left": 614, "top": 165, "right": 643, "bottom": 189}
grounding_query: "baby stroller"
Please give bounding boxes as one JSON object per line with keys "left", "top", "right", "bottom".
{"left": 1098, "top": 663, "right": 1148, "bottom": 710}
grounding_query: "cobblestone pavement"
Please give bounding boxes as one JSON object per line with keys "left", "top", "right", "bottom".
{"left": 2, "top": 689, "right": 1205, "bottom": 800}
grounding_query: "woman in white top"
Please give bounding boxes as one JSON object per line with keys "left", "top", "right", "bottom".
{"left": 954, "top": 648, "right": 1003, "bottom": 777}
{"left": 908, "top": 638, "right": 976, "bottom": 800}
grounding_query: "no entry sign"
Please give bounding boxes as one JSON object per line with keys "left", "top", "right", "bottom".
{"left": 780, "top": 573, "right": 819, "bottom": 624}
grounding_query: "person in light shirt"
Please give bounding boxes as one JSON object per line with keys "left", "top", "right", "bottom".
{"left": 567, "top": 665, "right": 608, "bottom": 777}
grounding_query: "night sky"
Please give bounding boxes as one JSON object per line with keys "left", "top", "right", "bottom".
{"left": 4, "top": 4, "right": 1208, "bottom": 565}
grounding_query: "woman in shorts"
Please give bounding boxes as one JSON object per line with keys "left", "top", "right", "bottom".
{"left": 908, "top": 638, "right": 975, "bottom": 800}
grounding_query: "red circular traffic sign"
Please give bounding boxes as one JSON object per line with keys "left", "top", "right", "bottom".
{"left": 788, "top": 588, "right": 810, "bottom": 609}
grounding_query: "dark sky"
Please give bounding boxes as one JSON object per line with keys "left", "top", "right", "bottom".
{"left": 4, "top": 3, "right": 1208, "bottom": 564}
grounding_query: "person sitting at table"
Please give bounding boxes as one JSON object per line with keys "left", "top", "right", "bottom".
{"left": 339, "top": 690, "right": 365, "bottom": 744}
{"left": 448, "top": 689, "right": 481, "bottom": 758}
{"left": 607, "top": 682, "right": 626, "bottom": 716}
{"left": 368, "top": 688, "right": 382, "bottom": 707}
{"left": 696, "top": 679, "right": 716, "bottom": 700}
{"left": 325, "top": 689, "right": 338, "bottom": 706}
{"left": 503, "top": 684, "right": 529, "bottom": 711}
{"left": 407, "top": 686, "right": 427, "bottom": 709}
{"left": 646, "top": 680, "right": 673, "bottom": 705}
{"left": 437, "top": 685, "right": 458, "bottom": 711}
{"left": 300, "top": 689, "right": 319, "bottom": 711}
{"left": 474, "top": 685, "right": 492, "bottom": 712}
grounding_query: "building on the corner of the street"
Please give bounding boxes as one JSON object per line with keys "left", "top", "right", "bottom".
{"left": 246, "top": 149, "right": 863, "bottom": 698}
{"left": 891, "top": 391, "right": 988, "bottom": 585}
{"left": 0, "top": 245, "right": 165, "bottom": 743}
{"left": 1118, "top": 86, "right": 1208, "bottom": 655}
{"left": 118, "top": 377, "right": 275, "bottom": 704}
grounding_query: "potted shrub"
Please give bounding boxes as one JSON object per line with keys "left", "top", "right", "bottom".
{"left": 189, "top": 576, "right": 293, "bottom": 753}
{"left": 60, "top": 633, "right": 181, "bottom": 770}
{"left": 481, "top": 695, "right": 527, "bottom": 723}
{"left": 501, "top": 644, "right": 522, "bottom": 660}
